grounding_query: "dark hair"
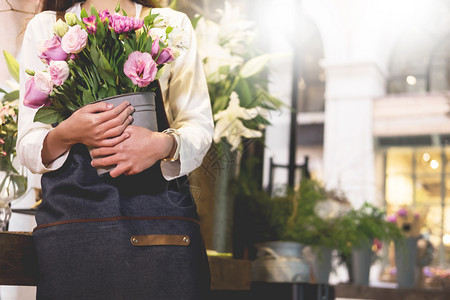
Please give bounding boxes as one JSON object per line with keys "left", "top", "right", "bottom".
{"left": 41, "top": 0, "right": 159, "bottom": 11}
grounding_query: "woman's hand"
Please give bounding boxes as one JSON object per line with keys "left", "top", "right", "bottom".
{"left": 90, "top": 125, "right": 174, "bottom": 178}
{"left": 42, "top": 101, "right": 134, "bottom": 165}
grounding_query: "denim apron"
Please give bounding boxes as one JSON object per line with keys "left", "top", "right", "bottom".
{"left": 33, "top": 88, "right": 210, "bottom": 300}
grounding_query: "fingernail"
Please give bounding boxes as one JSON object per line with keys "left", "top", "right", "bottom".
{"left": 91, "top": 161, "right": 95, "bottom": 167}
{"left": 106, "top": 103, "right": 114, "bottom": 109}
{"left": 124, "top": 132, "right": 130, "bottom": 138}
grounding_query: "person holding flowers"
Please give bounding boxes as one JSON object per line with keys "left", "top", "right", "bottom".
{"left": 17, "top": 0, "right": 213, "bottom": 299}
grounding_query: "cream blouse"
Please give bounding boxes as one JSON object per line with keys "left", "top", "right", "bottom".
{"left": 17, "top": 3, "right": 213, "bottom": 180}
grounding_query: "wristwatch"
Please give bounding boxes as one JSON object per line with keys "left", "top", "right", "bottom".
{"left": 162, "top": 128, "right": 181, "bottom": 161}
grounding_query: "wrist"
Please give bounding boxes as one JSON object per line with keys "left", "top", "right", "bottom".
{"left": 162, "top": 128, "right": 180, "bottom": 162}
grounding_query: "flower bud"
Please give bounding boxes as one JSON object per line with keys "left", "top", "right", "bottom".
{"left": 53, "top": 19, "right": 69, "bottom": 37}
{"left": 65, "top": 13, "right": 78, "bottom": 26}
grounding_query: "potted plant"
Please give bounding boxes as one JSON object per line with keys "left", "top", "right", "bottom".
{"left": 236, "top": 177, "right": 351, "bottom": 283}
{"left": 386, "top": 206, "right": 428, "bottom": 288}
{"left": 337, "top": 202, "right": 402, "bottom": 285}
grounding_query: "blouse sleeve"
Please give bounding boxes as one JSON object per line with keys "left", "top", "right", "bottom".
{"left": 160, "top": 12, "right": 214, "bottom": 180}
{"left": 17, "top": 12, "right": 70, "bottom": 174}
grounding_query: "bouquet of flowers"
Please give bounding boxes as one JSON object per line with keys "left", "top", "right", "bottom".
{"left": 387, "top": 206, "right": 427, "bottom": 238}
{"left": 24, "top": 4, "right": 181, "bottom": 125}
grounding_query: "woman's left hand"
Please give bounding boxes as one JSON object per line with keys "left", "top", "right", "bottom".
{"left": 90, "top": 125, "right": 174, "bottom": 177}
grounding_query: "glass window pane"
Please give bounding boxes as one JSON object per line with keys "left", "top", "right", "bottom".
{"left": 385, "top": 174, "right": 413, "bottom": 206}
{"left": 386, "top": 148, "right": 413, "bottom": 174}
{"left": 416, "top": 175, "right": 442, "bottom": 205}
{"left": 415, "top": 148, "right": 442, "bottom": 175}
{"left": 427, "top": 205, "right": 443, "bottom": 250}
{"left": 444, "top": 147, "right": 450, "bottom": 171}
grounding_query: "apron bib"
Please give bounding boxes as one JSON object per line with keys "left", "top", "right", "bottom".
{"left": 33, "top": 89, "right": 210, "bottom": 300}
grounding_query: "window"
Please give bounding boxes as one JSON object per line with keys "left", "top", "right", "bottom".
{"left": 384, "top": 144, "right": 450, "bottom": 265}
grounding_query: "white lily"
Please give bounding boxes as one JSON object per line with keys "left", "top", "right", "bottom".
{"left": 213, "top": 92, "right": 262, "bottom": 151}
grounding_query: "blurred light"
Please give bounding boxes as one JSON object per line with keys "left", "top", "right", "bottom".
{"left": 422, "top": 153, "right": 430, "bottom": 162}
{"left": 430, "top": 160, "right": 439, "bottom": 169}
{"left": 406, "top": 76, "right": 417, "bottom": 85}
{"left": 443, "top": 234, "right": 450, "bottom": 246}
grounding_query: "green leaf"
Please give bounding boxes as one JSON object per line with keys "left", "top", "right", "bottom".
{"left": 97, "top": 86, "right": 107, "bottom": 99}
{"left": 239, "top": 54, "right": 271, "bottom": 79}
{"left": 96, "top": 20, "right": 106, "bottom": 44}
{"left": 191, "top": 15, "right": 202, "bottom": 29}
{"left": 212, "top": 95, "right": 229, "bottom": 114}
{"left": 90, "top": 5, "right": 99, "bottom": 18}
{"left": 82, "top": 89, "right": 95, "bottom": 105}
{"left": 144, "top": 35, "right": 153, "bottom": 54}
{"left": 0, "top": 88, "right": 6, "bottom": 94}
{"left": 2, "top": 90, "right": 19, "bottom": 102}
{"left": 165, "top": 26, "right": 174, "bottom": 35}
{"left": 33, "top": 107, "right": 65, "bottom": 124}
{"left": 80, "top": 8, "right": 88, "bottom": 20}
{"left": 106, "top": 86, "right": 116, "bottom": 97}
{"left": 235, "top": 79, "right": 253, "bottom": 107}
{"left": 145, "top": 13, "right": 159, "bottom": 27}
{"left": 91, "top": 45, "right": 116, "bottom": 87}
{"left": 123, "top": 41, "right": 133, "bottom": 57}
{"left": 154, "top": 65, "right": 166, "bottom": 81}
{"left": 3, "top": 50, "right": 19, "bottom": 82}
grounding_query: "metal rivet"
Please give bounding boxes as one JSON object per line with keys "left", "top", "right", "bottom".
{"left": 132, "top": 237, "right": 139, "bottom": 243}
{"left": 183, "top": 237, "right": 189, "bottom": 243}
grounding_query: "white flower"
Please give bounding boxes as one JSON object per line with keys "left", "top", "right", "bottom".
{"left": 168, "top": 27, "right": 189, "bottom": 50}
{"left": 195, "top": 18, "right": 243, "bottom": 83}
{"left": 216, "top": 2, "right": 255, "bottom": 55}
{"left": 213, "top": 92, "right": 262, "bottom": 151}
{"left": 314, "top": 199, "right": 351, "bottom": 220}
{"left": 153, "top": 15, "right": 170, "bottom": 29}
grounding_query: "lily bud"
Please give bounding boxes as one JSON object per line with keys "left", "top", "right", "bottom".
{"left": 53, "top": 19, "right": 69, "bottom": 37}
{"left": 64, "top": 12, "right": 78, "bottom": 26}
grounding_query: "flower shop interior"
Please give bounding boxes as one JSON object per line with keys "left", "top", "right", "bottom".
{"left": 1, "top": 0, "right": 450, "bottom": 299}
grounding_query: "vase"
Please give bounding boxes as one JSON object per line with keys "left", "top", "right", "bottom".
{"left": 310, "top": 246, "right": 333, "bottom": 284}
{"left": 395, "top": 237, "right": 419, "bottom": 288}
{"left": 188, "top": 143, "right": 238, "bottom": 253}
{"left": 351, "top": 242, "right": 373, "bottom": 286}
{"left": 252, "top": 241, "right": 310, "bottom": 282}
{"left": 89, "top": 92, "right": 157, "bottom": 176}
{"left": 0, "top": 157, "right": 27, "bottom": 230}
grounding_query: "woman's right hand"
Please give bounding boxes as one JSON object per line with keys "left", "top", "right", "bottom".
{"left": 41, "top": 101, "right": 134, "bottom": 165}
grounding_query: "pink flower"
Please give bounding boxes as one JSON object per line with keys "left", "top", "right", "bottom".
{"left": 109, "top": 15, "right": 143, "bottom": 34}
{"left": 387, "top": 214, "right": 397, "bottom": 223}
{"left": 397, "top": 208, "right": 408, "bottom": 217}
{"left": 61, "top": 25, "right": 88, "bottom": 54}
{"left": 38, "top": 35, "right": 68, "bottom": 64}
{"left": 123, "top": 51, "right": 157, "bottom": 87}
{"left": 99, "top": 10, "right": 110, "bottom": 23}
{"left": 155, "top": 47, "right": 175, "bottom": 64}
{"left": 372, "top": 238, "right": 383, "bottom": 252}
{"left": 24, "top": 72, "right": 53, "bottom": 109}
{"left": 414, "top": 212, "right": 420, "bottom": 219}
{"left": 48, "top": 61, "right": 70, "bottom": 86}
{"left": 151, "top": 37, "right": 160, "bottom": 58}
{"left": 83, "top": 15, "right": 97, "bottom": 34}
